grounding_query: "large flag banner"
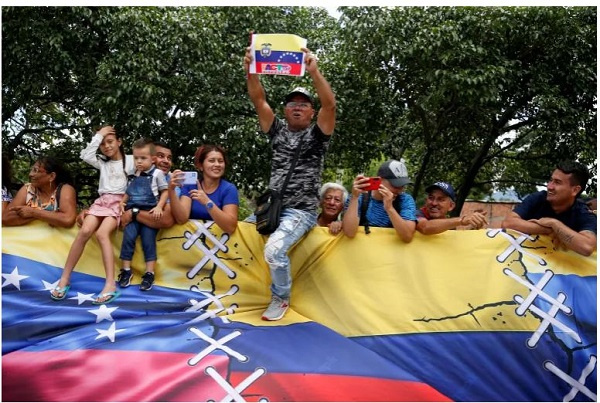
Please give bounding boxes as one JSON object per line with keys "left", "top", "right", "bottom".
{"left": 2, "top": 221, "right": 597, "bottom": 401}
{"left": 249, "top": 33, "right": 307, "bottom": 76}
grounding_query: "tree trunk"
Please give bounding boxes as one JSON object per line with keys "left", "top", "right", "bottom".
{"left": 455, "top": 127, "right": 499, "bottom": 215}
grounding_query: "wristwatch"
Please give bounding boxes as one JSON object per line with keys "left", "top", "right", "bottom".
{"left": 132, "top": 207, "right": 140, "bottom": 221}
{"left": 206, "top": 201, "right": 215, "bottom": 210}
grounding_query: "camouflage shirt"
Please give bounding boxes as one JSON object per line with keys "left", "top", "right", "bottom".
{"left": 268, "top": 117, "right": 331, "bottom": 212}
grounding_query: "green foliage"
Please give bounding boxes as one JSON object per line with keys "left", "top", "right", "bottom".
{"left": 2, "top": 6, "right": 596, "bottom": 211}
{"left": 237, "top": 193, "right": 254, "bottom": 221}
{"left": 336, "top": 6, "right": 596, "bottom": 212}
{"left": 2, "top": 6, "right": 338, "bottom": 205}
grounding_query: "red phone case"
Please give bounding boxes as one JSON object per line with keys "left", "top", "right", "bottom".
{"left": 366, "top": 177, "right": 382, "bottom": 191}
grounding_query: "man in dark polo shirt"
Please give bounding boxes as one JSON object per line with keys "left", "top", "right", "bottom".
{"left": 502, "top": 161, "right": 596, "bottom": 256}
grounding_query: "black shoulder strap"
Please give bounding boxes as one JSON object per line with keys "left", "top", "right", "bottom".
{"left": 359, "top": 192, "right": 371, "bottom": 235}
{"left": 279, "top": 134, "right": 305, "bottom": 194}
{"left": 393, "top": 194, "right": 401, "bottom": 212}
{"left": 55, "top": 183, "right": 64, "bottom": 211}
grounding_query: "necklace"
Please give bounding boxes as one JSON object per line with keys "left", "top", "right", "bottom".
{"left": 201, "top": 180, "right": 219, "bottom": 194}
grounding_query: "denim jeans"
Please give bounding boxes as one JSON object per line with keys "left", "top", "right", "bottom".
{"left": 120, "top": 221, "right": 159, "bottom": 262}
{"left": 264, "top": 208, "right": 316, "bottom": 299}
{"left": 125, "top": 172, "right": 157, "bottom": 210}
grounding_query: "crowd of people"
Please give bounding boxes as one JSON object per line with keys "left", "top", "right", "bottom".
{"left": 2, "top": 46, "right": 596, "bottom": 320}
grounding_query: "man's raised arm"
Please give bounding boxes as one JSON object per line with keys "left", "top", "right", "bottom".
{"left": 302, "top": 47, "right": 336, "bottom": 135}
{"left": 244, "top": 46, "right": 275, "bottom": 133}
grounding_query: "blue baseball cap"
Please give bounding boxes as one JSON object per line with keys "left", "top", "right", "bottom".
{"left": 426, "top": 182, "right": 456, "bottom": 201}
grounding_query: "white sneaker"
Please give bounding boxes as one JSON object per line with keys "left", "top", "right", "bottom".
{"left": 262, "top": 294, "right": 290, "bottom": 321}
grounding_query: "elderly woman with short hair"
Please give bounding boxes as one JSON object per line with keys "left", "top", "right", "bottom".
{"left": 317, "top": 182, "right": 347, "bottom": 235}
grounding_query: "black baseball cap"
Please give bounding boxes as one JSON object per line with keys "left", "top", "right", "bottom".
{"left": 284, "top": 87, "right": 314, "bottom": 105}
{"left": 377, "top": 160, "right": 412, "bottom": 188}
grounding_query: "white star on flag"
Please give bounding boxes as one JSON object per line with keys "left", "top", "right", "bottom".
{"left": 2, "top": 267, "right": 29, "bottom": 290}
{"left": 69, "top": 292, "right": 96, "bottom": 305}
{"left": 89, "top": 304, "right": 118, "bottom": 323}
{"left": 95, "top": 322, "right": 124, "bottom": 343}
{"left": 41, "top": 279, "right": 59, "bottom": 291}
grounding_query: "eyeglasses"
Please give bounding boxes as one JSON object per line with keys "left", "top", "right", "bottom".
{"left": 286, "top": 102, "right": 311, "bottom": 109}
{"left": 30, "top": 166, "right": 47, "bottom": 174}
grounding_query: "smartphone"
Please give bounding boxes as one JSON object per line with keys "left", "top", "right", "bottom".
{"left": 181, "top": 171, "right": 198, "bottom": 194}
{"left": 183, "top": 171, "right": 198, "bottom": 185}
{"left": 365, "top": 177, "right": 382, "bottom": 191}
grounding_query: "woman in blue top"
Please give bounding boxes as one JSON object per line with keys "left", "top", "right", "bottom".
{"left": 169, "top": 144, "right": 239, "bottom": 233}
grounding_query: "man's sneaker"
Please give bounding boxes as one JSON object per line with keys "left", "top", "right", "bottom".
{"left": 140, "top": 272, "right": 155, "bottom": 291}
{"left": 262, "top": 295, "right": 290, "bottom": 321}
{"left": 117, "top": 269, "right": 133, "bottom": 288}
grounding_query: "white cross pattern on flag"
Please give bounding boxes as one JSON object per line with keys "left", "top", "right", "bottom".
{"left": 188, "top": 327, "right": 247, "bottom": 365}
{"left": 205, "top": 366, "right": 267, "bottom": 402}
{"left": 183, "top": 220, "right": 235, "bottom": 279}
{"left": 544, "top": 356, "right": 597, "bottom": 402}
{"left": 487, "top": 229, "right": 547, "bottom": 266}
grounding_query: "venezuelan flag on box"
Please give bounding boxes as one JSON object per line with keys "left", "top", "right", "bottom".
{"left": 250, "top": 33, "right": 307, "bottom": 76}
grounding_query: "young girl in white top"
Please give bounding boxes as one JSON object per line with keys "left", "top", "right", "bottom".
{"left": 51, "top": 126, "right": 134, "bottom": 304}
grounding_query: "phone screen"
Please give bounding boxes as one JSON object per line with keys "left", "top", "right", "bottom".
{"left": 183, "top": 171, "right": 198, "bottom": 185}
{"left": 181, "top": 171, "right": 198, "bottom": 195}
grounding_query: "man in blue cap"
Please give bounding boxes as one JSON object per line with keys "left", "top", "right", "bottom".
{"left": 416, "top": 181, "right": 487, "bottom": 235}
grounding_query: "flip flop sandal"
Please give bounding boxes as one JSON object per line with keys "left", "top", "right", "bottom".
{"left": 50, "top": 285, "right": 71, "bottom": 301}
{"left": 92, "top": 290, "right": 121, "bottom": 305}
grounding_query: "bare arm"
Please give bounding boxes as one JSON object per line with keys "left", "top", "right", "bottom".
{"left": 502, "top": 211, "right": 553, "bottom": 235}
{"left": 148, "top": 189, "right": 170, "bottom": 220}
{"left": 121, "top": 203, "right": 175, "bottom": 230}
{"left": 531, "top": 217, "right": 597, "bottom": 257}
{"left": 417, "top": 216, "right": 463, "bottom": 235}
{"left": 3, "top": 184, "right": 77, "bottom": 228}
{"left": 244, "top": 47, "right": 275, "bottom": 133}
{"left": 168, "top": 170, "right": 192, "bottom": 225}
{"left": 302, "top": 47, "right": 336, "bottom": 135}
{"left": 49, "top": 184, "right": 77, "bottom": 227}
{"left": 387, "top": 210, "right": 416, "bottom": 242}
{"left": 206, "top": 203, "right": 239, "bottom": 234}
{"left": 2, "top": 186, "right": 32, "bottom": 226}
{"left": 417, "top": 212, "right": 488, "bottom": 235}
{"left": 342, "top": 175, "right": 369, "bottom": 238}
{"left": 155, "top": 189, "right": 169, "bottom": 211}
{"left": 380, "top": 186, "right": 415, "bottom": 243}
{"left": 120, "top": 194, "right": 129, "bottom": 214}
{"left": 342, "top": 196, "right": 360, "bottom": 238}
{"left": 80, "top": 126, "right": 114, "bottom": 168}
{"left": 188, "top": 184, "right": 239, "bottom": 234}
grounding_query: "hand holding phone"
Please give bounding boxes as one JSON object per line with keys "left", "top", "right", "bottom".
{"left": 181, "top": 171, "right": 198, "bottom": 193}
{"left": 365, "top": 177, "right": 382, "bottom": 191}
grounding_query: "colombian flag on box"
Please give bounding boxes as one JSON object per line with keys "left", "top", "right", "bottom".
{"left": 250, "top": 33, "right": 307, "bottom": 76}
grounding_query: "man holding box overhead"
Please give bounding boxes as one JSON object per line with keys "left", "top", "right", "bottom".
{"left": 244, "top": 43, "right": 336, "bottom": 321}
